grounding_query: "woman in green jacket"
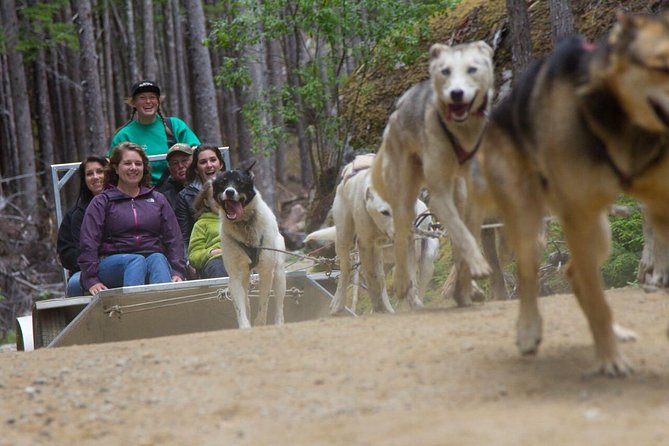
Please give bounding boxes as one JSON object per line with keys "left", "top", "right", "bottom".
{"left": 188, "top": 184, "right": 228, "bottom": 279}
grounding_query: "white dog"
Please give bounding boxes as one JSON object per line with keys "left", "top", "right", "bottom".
{"left": 307, "top": 155, "right": 439, "bottom": 314}
{"left": 371, "top": 41, "right": 495, "bottom": 308}
{"left": 210, "top": 165, "right": 286, "bottom": 329}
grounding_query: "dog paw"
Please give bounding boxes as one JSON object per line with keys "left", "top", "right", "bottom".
{"left": 238, "top": 320, "right": 252, "bottom": 329}
{"left": 408, "top": 296, "right": 424, "bottom": 310}
{"left": 468, "top": 257, "right": 491, "bottom": 280}
{"left": 516, "top": 320, "right": 542, "bottom": 355}
{"left": 329, "top": 296, "right": 346, "bottom": 315}
{"left": 592, "top": 354, "right": 634, "bottom": 378}
{"left": 613, "top": 323, "right": 638, "bottom": 342}
{"left": 373, "top": 303, "right": 396, "bottom": 314}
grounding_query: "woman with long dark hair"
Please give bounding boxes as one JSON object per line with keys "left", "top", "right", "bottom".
{"left": 57, "top": 154, "right": 108, "bottom": 296}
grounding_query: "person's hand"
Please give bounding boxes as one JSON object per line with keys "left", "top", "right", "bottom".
{"left": 209, "top": 248, "right": 222, "bottom": 257}
{"left": 89, "top": 282, "right": 107, "bottom": 295}
{"left": 171, "top": 275, "right": 183, "bottom": 283}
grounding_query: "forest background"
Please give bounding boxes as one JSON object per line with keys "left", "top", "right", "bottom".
{"left": 0, "top": 0, "right": 664, "bottom": 341}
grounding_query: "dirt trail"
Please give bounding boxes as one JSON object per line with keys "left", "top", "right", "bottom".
{"left": 2, "top": 288, "right": 669, "bottom": 445}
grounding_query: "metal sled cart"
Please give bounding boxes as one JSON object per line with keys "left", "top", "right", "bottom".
{"left": 17, "top": 271, "right": 339, "bottom": 350}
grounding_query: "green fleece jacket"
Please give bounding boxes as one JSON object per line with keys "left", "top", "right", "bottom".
{"left": 109, "top": 117, "right": 200, "bottom": 184}
{"left": 188, "top": 211, "right": 223, "bottom": 271}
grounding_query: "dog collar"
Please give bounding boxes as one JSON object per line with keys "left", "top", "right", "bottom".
{"left": 437, "top": 113, "right": 488, "bottom": 164}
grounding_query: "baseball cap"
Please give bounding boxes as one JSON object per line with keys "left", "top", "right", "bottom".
{"left": 131, "top": 80, "right": 161, "bottom": 97}
{"left": 166, "top": 143, "right": 194, "bottom": 160}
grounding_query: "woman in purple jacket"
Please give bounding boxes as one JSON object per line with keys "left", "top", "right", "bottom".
{"left": 79, "top": 142, "right": 186, "bottom": 295}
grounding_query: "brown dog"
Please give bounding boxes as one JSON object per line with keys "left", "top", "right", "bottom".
{"left": 476, "top": 12, "right": 669, "bottom": 376}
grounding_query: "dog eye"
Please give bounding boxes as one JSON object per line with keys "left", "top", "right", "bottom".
{"left": 467, "top": 67, "right": 477, "bottom": 74}
{"left": 441, "top": 68, "right": 451, "bottom": 76}
{"left": 381, "top": 210, "right": 391, "bottom": 216}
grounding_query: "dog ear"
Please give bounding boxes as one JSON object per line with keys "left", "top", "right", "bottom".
{"left": 245, "top": 160, "right": 257, "bottom": 176}
{"left": 474, "top": 40, "right": 494, "bottom": 59}
{"left": 429, "top": 43, "right": 450, "bottom": 61}
{"left": 365, "top": 186, "right": 373, "bottom": 201}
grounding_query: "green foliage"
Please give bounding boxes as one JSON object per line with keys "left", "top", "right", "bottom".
{"left": 602, "top": 249, "right": 639, "bottom": 288}
{"left": 209, "top": 0, "right": 458, "bottom": 157}
{"left": 14, "top": 0, "right": 78, "bottom": 60}
{"left": 37, "top": 290, "right": 51, "bottom": 301}
{"left": 602, "top": 196, "right": 643, "bottom": 287}
{"left": 541, "top": 196, "right": 642, "bottom": 290}
{"left": 608, "top": 196, "right": 644, "bottom": 253}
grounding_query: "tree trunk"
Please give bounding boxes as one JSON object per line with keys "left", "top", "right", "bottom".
{"left": 34, "top": 46, "right": 56, "bottom": 208}
{"left": 549, "top": 0, "right": 575, "bottom": 45}
{"left": 234, "top": 84, "right": 254, "bottom": 163}
{"left": 171, "top": 0, "right": 192, "bottom": 123}
{"left": 267, "top": 38, "right": 288, "bottom": 185}
{"left": 62, "top": 2, "right": 86, "bottom": 160}
{"left": 164, "top": 0, "right": 180, "bottom": 115}
{"left": 284, "top": 26, "right": 313, "bottom": 190}
{"left": 0, "top": 52, "right": 18, "bottom": 189}
{"left": 73, "top": 0, "right": 107, "bottom": 154}
{"left": 506, "top": 0, "right": 533, "bottom": 80}
{"left": 125, "top": 0, "right": 139, "bottom": 82}
{"left": 637, "top": 217, "right": 669, "bottom": 290}
{"left": 183, "top": 0, "right": 222, "bottom": 144}
{"left": 102, "top": 0, "right": 116, "bottom": 134}
{"left": 245, "top": 39, "right": 277, "bottom": 211}
{"left": 142, "top": 0, "right": 159, "bottom": 79}
{"left": 0, "top": 0, "right": 38, "bottom": 216}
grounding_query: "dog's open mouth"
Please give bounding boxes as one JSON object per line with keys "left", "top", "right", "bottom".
{"left": 447, "top": 103, "right": 471, "bottom": 122}
{"left": 223, "top": 199, "right": 244, "bottom": 221}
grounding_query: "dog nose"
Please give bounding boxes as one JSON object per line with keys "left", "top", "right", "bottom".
{"left": 450, "top": 89, "right": 464, "bottom": 102}
{"left": 224, "top": 188, "right": 235, "bottom": 198}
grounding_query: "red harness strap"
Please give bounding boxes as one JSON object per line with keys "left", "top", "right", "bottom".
{"left": 437, "top": 94, "right": 489, "bottom": 164}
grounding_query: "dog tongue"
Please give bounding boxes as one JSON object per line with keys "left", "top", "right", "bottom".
{"left": 448, "top": 103, "right": 469, "bottom": 121}
{"left": 225, "top": 200, "right": 243, "bottom": 220}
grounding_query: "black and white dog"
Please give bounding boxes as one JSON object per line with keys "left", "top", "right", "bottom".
{"left": 210, "top": 164, "right": 286, "bottom": 329}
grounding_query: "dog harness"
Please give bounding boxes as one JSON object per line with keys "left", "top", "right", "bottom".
{"left": 437, "top": 94, "right": 489, "bottom": 164}
{"left": 577, "top": 41, "right": 669, "bottom": 190}
{"left": 233, "top": 235, "right": 264, "bottom": 270}
{"left": 592, "top": 135, "right": 668, "bottom": 190}
{"left": 437, "top": 115, "right": 488, "bottom": 164}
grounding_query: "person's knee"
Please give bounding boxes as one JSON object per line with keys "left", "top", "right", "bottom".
{"left": 66, "top": 272, "right": 84, "bottom": 297}
{"left": 146, "top": 253, "right": 172, "bottom": 282}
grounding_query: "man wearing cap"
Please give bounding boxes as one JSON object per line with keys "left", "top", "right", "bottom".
{"left": 109, "top": 80, "right": 200, "bottom": 184}
{"left": 157, "top": 143, "right": 193, "bottom": 209}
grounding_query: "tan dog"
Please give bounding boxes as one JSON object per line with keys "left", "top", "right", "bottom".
{"left": 371, "top": 41, "right": 495, "bottom": 308}
{"left": 476, "top": 12, "right": 669, "bottom": 376}
{"left": 305, "top": 155, "right": 439, "bottom": 314}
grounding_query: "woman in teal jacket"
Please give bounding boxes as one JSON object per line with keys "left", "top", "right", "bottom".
{"left": 188, "top": 183, "right": 228, "bottom": 279}
{"left": 109, "top": 80, "right": 200, "bottom": 184}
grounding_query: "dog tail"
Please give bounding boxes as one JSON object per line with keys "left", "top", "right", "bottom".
{"left": 304, "top": 226, "right": 337, "bottom": 242}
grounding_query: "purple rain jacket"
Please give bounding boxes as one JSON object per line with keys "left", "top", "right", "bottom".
{"left": 78, "top": 184, "right": 186, "bottom": 290}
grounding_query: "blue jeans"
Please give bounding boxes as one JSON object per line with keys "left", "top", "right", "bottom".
{"left": 66, "top": 271, "right": 85, "bottom": 297}
{"left": 97, "top": 253, "right": 172, "bottom": 288}
{"left": 201, "top": 257, "right": 228, "bottom": 279}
